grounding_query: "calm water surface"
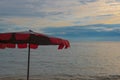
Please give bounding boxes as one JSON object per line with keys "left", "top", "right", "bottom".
{"left": 1, "top": 42, "right": 120, "bottom": 77}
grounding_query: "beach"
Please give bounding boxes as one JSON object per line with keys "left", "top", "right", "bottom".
{"left": 1, "top": 75, "right": 120, "bottom": 80}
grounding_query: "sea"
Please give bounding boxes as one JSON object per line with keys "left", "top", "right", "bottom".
{"left": 1, "top": 42, "right": 120, "bottom": 80}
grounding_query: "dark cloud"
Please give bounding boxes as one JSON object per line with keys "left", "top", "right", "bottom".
{"left": 42, "top": 24, "right": 120, "bottom": 41}
{"left": 98, "top": 14, "right": 114, "bottom": 17}
{"left": 95, "top": 14, "right": 114, "bottom": 19}
{"left": 79, "top": 0, "right": 97, "bottom": 4}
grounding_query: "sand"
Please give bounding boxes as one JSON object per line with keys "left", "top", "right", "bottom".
{"left": 1, "top": 75, "right": 120, "bottom": 80}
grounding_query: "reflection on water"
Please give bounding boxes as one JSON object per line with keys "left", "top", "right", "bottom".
{"left": 1, "top": 42, "right": 120, "bottom": 77}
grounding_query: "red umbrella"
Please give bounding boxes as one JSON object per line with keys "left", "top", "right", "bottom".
{"left": 0, "top": 30, "right": 70, "bottom": 80}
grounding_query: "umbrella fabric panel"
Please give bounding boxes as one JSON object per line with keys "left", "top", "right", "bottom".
{"left": 18, "top": 44, "right": 28, "bottom": 48}
{"left": 18, "top": 44, "right": 38, "bottom": 49}
{"left": 0, "top": 33, "right": 12, "bottom": 40}
{"left": 50, "top": 38, "right": 70, "bottom": 49}
{"left": 29, "top": 44, "right": 38, "bottom": 49}
{"left": 0, "top": 43, "right": 16, "bottom": 49}
{"left": 58, "top": 44, "right": 64, "bottom": 49}
{"left": 30, "top": 34, "right": 51, "bottom": 45}
{"left": 0, "top": 43, "right": 6, "bottom": 49}
{"left": 64, "top": 40, "right": 70, "bottom": 49}
{"left": 16, "top": 33, "right": 30, "bottom": 40}
{"left": 6, "top": 43, "right": 16, "bottom": 48}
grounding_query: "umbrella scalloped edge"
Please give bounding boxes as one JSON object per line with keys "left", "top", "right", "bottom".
{"left": 0, "top": 43, "right": 39, "bottom": 49}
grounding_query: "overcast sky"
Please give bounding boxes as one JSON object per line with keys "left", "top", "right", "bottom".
{"left": 0, "top": 0, "right": 120, "bottom": 41}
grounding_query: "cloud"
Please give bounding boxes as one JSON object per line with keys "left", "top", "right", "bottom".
{"left": 116, "top": 0, "right": 120, "bottom": 2}
{"left": 42, "top": 24, "right": 120, "bottom": 41}
{"left": 0, "top": 18, "right": 35, "bottom": 32}
{"left": 1, "top": 21, "right": 120, "bottom": 41}
{"left": 0, "top": 0, "right": 80, "bottom": 17}
{"left": 79, "top": 0, "right": 97, "bottom": 4}
{"left": 0, "top": 0, "right": 120, "bottom": 33}
{"left": 0, "top": 0, "right": 83, "bottom": 27}
{"left": 0, "top": 0, "right": 53, "bottom": 17}
{"left": 96, "top": 14, "right": 114, "bottom": 18}
{"left": 0, "top": 22, "right": 29, "bottom": 32}
{"left": 0, "top": 18, "right": 5, "bottom": 22}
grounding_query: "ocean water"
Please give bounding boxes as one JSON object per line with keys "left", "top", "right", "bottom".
{"left": 1, "top": 42, "right": 120, "bottom": 79}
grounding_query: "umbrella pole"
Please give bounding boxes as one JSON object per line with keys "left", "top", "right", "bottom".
{"left": 27, "top": 43, "right": 30, "bottom": 80}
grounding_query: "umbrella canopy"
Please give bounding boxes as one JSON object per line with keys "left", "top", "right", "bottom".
{"left": 0, "top": 30, "right": 70, "bottom": 80}
{"left": 0, "top": 30, "right": 70, "bottom": 49}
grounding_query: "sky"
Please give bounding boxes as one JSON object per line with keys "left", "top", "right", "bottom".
{"left": 0, "top": 0, "right": 120, "bottom": 41}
